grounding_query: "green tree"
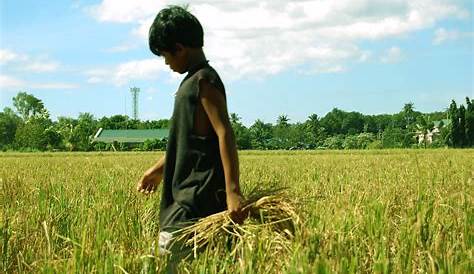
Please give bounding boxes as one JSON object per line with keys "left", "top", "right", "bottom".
{"left": 342, "top": 135, "right": 359, "bottom": 149}
{"left": 14, "top": 109, "right": 59, "bottom": 150}
{"left": 465, "top": 97, "right": 474, "bottom": 147}
{"left": 274, "top": 114, "right": 291, "bottom": 149}
{"left": 142, "top": 119, "right": 170, "bottom": 129}
{"left": 425, "top": 111, "right": 447, "bottom": 122}
{"left": 458, "top": 104, "right": 467, "bottom": 147}
{"left": 322, "top": 135, "right": 344, "bottom": 149}
{"left": 0, "top": 107, "right": 21, "bottom": 149}
{"left": 371, "top": 114, "right": 393, "bottom": 134}
{"left": 320, "top": 108, "right": 345, "bottom": 135}
{"left": 342, "top": 133, "right": 375, "bottom": 149}
{"left": 448, "top": 100, "right": 461, "bottom": 147}
{"left": 142, "top": 138, "right": 167, "bottom": 151}
{"left": 303, "top": 114, "right": 324, "bottom": 148}
{"left": 55, "top": 116, "right": 78, "bottom": 150}
{"left": 306, "top": 114, "right": 319, "bottom": 131}
{"left": 320, "top": 108, "right": 365, "bottom": 136}
{"left": 10, "top": 93, "right": 62, "bottom": 150}
{"left": 356, "top": 133, "right": 376, "bottom": 149}
{"left": 381, "top": 127, "right": 404, "bottom": 148}
{"left": 70, "top": 113, "right": 98, "bottom": 151}
{"left": 12, "top": 92, "right": 45, "bottom": 121}
{"left": 276, "top": 115, "right": 289, "bottom": 127}
{"left": 288, "top": 122, "right": 308, "bottom": 149}
{"left": 99, "top": 115, "right": 130, "bottom": 129}
{"left": 401, "top": 102, "right": 416, "bottom": 129}
{"left": 249, "top": 119, "right": 272, "bottom": 149}
{"left": 342, "top": 111, "right": 365, "bottom": 135}
{"left": 230, "top": 113, "right": 251, "bottom": 149}
{"left": 432, "top": 124, "right": 450, "bottom": 148}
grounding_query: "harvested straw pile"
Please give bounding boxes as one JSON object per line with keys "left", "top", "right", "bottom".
{"left": 173, "top": 188, "right": 301, "bottom": 259}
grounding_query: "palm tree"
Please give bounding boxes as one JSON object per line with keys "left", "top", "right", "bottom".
{"left": 276, "top": 114, "right": 290, "bottom": 128}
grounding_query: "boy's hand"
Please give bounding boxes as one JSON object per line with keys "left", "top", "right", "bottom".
{"left": 226, "top": 191, "right": 248, "bottom": 225}
{"left": 136, "top": 170, "right": 162, "bottom": 195}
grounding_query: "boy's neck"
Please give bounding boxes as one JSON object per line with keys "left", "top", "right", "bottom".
{"left": 186, "top": 49, "right": 207, "bottom": 72}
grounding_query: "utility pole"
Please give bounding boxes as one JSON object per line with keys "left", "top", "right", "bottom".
{"left": 130, "top": 87, "right": 140, "bottom": 120}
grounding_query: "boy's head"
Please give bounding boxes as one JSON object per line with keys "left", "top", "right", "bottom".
{"left": 148, "top": 5, "right": 203, "bottom": 57}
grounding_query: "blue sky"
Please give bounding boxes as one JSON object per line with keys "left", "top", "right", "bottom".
{"left": 0, "top": 0, "right": 472, "bottom": 126}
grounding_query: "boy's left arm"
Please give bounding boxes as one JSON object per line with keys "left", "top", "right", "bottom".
{"left": 199, "top": 79, "right": 247, "bottom": 224}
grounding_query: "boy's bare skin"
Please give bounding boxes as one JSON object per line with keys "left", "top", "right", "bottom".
{"left": 136, "top": 44, "right": 247, "bottom": 224}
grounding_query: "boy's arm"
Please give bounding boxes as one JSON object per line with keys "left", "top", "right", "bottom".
{"left": 199, "top": 79, "right": 247, "bottom": 224}
{"left": 137, "top": 154, "right": 166, "bottom": 194}
{"left": 146, "top": 154, "right": 166, "bottom": 175}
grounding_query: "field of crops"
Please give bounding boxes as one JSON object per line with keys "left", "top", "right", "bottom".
{"left": 1, "top": 150, "right": 472, "bottom": 273}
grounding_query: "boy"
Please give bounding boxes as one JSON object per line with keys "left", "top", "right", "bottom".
{"left": 136, "top": 5, "right": 247, "bottom": 258}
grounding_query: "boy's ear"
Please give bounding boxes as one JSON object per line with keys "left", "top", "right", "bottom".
{"left": 175, "top": 43, "right": 186, "bottom": 55}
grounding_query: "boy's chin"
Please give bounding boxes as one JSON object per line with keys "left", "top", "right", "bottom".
{"left": 169, "top": 66, "right": 184, "bottom": 74}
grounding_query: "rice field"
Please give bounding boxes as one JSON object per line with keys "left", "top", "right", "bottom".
{"left": 1, "top": 149, "right": 473, "bottom": 273}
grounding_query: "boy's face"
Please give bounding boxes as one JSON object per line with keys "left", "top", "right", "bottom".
{"left": 161, "top": 46, "right": 188, "bottom": 74}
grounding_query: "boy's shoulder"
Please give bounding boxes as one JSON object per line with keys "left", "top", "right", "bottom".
{"left": 194, "top": 64, "right": 225, "bottom": 92}
{"left": 194, "top": 64, "right": 219, "bottom": 78}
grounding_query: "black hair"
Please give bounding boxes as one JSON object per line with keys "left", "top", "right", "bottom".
{"left": 149, "top": 5, "right": 204, "bottom": 56}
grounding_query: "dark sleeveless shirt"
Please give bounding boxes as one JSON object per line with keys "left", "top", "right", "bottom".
{"left": 159, "top": 61, "right": 227, "bottom": 231}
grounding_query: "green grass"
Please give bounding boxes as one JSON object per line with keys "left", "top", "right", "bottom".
{"left": 1, "top": 149, "right": 473, "bottom": 273}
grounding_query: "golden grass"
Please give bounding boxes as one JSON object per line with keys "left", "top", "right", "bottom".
{"left": 1, "top": 150, "right": 472, "bottom": 273}
{"left": 173, "top": 188, "right": 301, "bottom": 260}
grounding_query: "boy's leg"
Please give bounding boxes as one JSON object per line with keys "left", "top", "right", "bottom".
{"left": 158, "top": 230, "right": 193, "bottom": 274}
{"left": 158, "top": 231, "right": 173, "bottom": 255}
{"left": 158, "top": 230, "right": 178, "bottom": 274}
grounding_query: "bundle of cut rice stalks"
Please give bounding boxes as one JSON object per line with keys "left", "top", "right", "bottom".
{"left": 173, "top": 188, "right": 302, "bottom": 260}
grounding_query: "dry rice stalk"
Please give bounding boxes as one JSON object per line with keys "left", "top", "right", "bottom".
{"left": 172, "top": 188, "right": 301, "bottom": 259}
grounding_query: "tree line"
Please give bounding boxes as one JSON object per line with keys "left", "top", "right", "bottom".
{"left": 0, "top": 92, "right": 473, "bottom": 151}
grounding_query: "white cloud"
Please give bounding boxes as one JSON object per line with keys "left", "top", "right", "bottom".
{"left": 0, "top": 49, "right": 60, "bottom": 73}
{"left": 32, "top": 83, "right": 79, "bottom": 89}
{"left": 87, "top": 0, "right": 470, "bottom": 79}
{"left": 84, "top": 68, "right": 110, "bottom": 84}
{"left": 85, "top": 58, "right": 178, "bottom": 86}
{"left": 0, "top": 74, "right": 78, "bottom": 90}
{"left": 86, "top": 77, "right": 103, "bottom": 84}
{"left": 433, "top": 27, "right": 473, "bottom": 45}
{"left": 358, "top": 51, "right": 372, "bottom": 62}
{"left": 114, "top": 59, "right": 167, "bottom": 85}
{"left": 86, "top": 0, "right": 162, "bottom": 23}
{"left": 0, "top": 75, "right": 25, "bottom": 89}
{"left": 0, "top": 49, "right": 29, "bottom": 65}
{"left": 144, "top": 87, "right": 160, "bottom": 94}
{"left": 0, "top": 49, "right": 19, "bottom": 64}
{"left": 381, "top": 46, "right": 403, "bottom": 63}
{"left": 300, "top": 65, "right": 347, "bottom": 75}
{"left": 106, "top": 43, "right": 139, "bottom": 53}
{"left": 23, "top": 61, "right": 60, "bottom": 73}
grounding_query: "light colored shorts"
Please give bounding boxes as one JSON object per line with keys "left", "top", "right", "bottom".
{"left": 157, "top": 230, "right": 194, "bottom": 274}
{"left": 158, "top": 231, "right": 174, "bottom": 255}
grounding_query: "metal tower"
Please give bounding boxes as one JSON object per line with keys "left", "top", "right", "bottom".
{"left": 130, "top": 87, "right": 140, "bottom": 120}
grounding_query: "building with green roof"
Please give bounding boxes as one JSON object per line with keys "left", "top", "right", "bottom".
{"left": 433, "top": 119, "right": 451, "bottom": 128}
{"left": 92, "top": 128, "right": 169, "bottom": 144}
{"left": 415, "top": 119, "right": 451, "bottom": 145}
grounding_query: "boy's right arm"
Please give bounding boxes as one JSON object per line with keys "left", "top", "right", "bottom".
{"left": 136, "top": 154, "right": 166, "bottom": 194}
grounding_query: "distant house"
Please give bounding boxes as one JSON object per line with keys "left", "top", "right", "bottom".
{"left": 416, "top": 119, "right": 450, "bottom": 144}
{"left": 92, "top": 128, "right": 169, "bottom": 150}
